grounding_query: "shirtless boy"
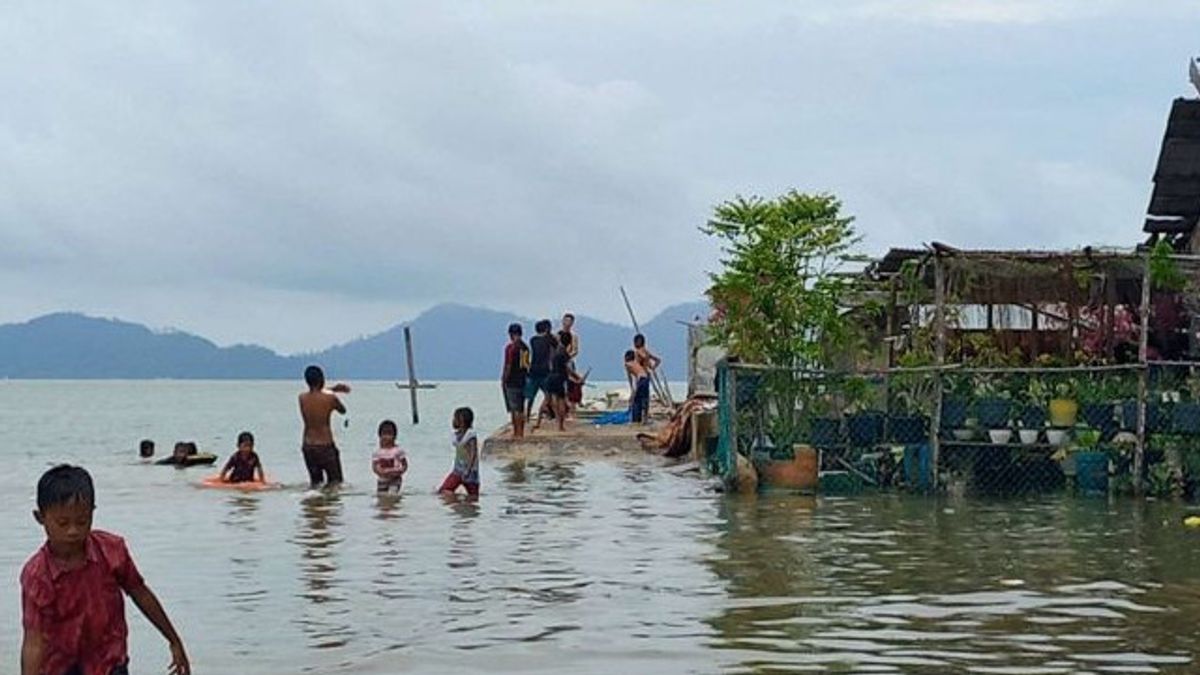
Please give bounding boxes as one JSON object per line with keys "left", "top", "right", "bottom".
{"left": 299, "top": 365, "right": 351, "bottom": 488}
{"left": 625, "top": 349, "right": 651, "bottom": 424}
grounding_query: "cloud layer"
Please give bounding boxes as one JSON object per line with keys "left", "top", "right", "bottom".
{"left": 1, "top": 2, "right": 1197, "bottom": 351}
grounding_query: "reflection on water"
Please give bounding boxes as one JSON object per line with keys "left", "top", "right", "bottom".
{"left": 293, "top": 492, "right": 353, "bottom": 651}
{"left": 706, "top": 495, "right": 1197, "bottom": 673}
{"left": 222, "top": 493, "right": 267, "bottom": 655}
{"left": 5, "top": 377, "right": 1200, "bottom": 674}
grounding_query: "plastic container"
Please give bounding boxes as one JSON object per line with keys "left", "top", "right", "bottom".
{"left": 820, "top": 470, "right": 862, "bottom": 495}
{"left": 1074, "top": 451, "right": 1109, "bottom": 495}
{"left": 903, "top": 443, "right": 933, "bottom": 492}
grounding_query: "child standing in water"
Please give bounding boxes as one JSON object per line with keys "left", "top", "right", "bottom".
{"left": 438, "top": 407, "right": 479, "bottom": 498}
{"left": 21, "top": 465, "right": 190, "bottom": 675}
{"left": 372, "top": 419, "right": 408, "bottom": 495}
{"left": 219, "top": 431, "right": 265, "bottom": 484}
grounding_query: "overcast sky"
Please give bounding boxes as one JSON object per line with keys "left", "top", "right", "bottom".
{"left": 2, "top": 1, "right": 1198, "bottom": 353}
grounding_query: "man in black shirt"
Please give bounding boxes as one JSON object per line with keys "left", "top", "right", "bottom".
{"left": 525, "top": 319, "right": 555, "bottom": 421}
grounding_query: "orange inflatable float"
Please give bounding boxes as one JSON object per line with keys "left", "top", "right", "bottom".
{"left": 199, "top": 475, "right": 279, "bottom": 491}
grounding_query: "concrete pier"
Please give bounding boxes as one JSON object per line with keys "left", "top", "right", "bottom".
{"left": 482, "top": 416, "right": 656, "bottom": 461}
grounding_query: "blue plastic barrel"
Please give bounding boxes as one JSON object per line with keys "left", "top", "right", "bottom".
{"left": 903, "top": 443, "right": 932, "bottom": 492}
{"left": 1075, "top": 451, "right": 1109, "bottom": 494}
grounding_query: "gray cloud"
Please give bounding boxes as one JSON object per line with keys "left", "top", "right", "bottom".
{"left": 1, "top": 1, "right": 1197, "bottom": 351}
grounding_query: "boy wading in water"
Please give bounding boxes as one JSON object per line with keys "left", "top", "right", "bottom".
{"left": 299, "top": 365, "right": 351, "bottom": 489}
{"left": 21, "top": 465, "right": 190, "bottom": 675}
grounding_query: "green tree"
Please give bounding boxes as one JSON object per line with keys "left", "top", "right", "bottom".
{"left": 702, "top": 190, "right": 863, "bottom": 369}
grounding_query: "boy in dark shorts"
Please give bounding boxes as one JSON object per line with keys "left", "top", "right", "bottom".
{"left": 298, "top": 365, "right": 351, "bottom": 488}
{"left": 626, "top": 349, "right": 651, "bottom": 424}
{"left": 501, "top": 322, "right": 530, "bottom": 439}
{"left": 21, "top": 465, "right": 190, "bottom": 675}
{"left": 219, "top": 431, "right": 265, "bottom": 483}
{"left": 525, "top": 319, "right": 555, "bottom": 422}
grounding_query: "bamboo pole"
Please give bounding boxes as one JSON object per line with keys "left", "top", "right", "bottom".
{"left": 1136, "top": 254, "right": 1151, "bottom": 498}
{"left": 932, "top": 256, "right": 947, "bottom": 490}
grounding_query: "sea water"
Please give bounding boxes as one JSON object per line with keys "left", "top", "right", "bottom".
{"left": 0, "top": 381, "right": 1197, "bottom": 673}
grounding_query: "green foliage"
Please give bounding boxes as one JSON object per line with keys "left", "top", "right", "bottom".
{"left": 702, "top": 190, "right": 863, "bottom": 369}
{"left": 1149, "top": 240, "right": 1187, "bottom": 292}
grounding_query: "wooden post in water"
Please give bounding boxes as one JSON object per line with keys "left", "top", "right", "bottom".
{"left": 1135, "top": 254, "right": 1151, "bottom": 497}
{"left": 932, "top": 254, "right": 947, "bottom": 491}
{"left": 404, "top": 326, "right": 419, "bottom": 424}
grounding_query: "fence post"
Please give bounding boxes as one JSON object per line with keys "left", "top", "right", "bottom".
{"left": 728, "top": 365, "right": 739, "bottom": 482}
{"left": 932, "top": 255, "right": 947, "bottom": 490}
{"left": 1135, "top": 254, "right": 1151, "bottom": 498}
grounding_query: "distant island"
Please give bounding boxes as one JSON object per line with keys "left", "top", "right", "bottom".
{"left": 0, "top": 302, "right": 709, "bottom": 381}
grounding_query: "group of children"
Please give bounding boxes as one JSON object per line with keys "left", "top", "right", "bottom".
{"left": 21, "top": 385, "right": 481, "bottom": 674}
{"left": 502, "top": 314, "right": 585, "bottom": 438}
{"left": 205, "top": 411, "right": 477, "bottom": 499}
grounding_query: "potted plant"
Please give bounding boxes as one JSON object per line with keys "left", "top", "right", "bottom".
{"left": 1173, "top": 372, "right": 1200, "bottom": 435}
{"left": 805, "top": 387, "right": 842, "bottom": 448}
{"left": 844, "top": 376, "right": 883, "bottom": 447}
{"left": 1049, "top": 380, "right": 1079, "bottom": 428}
{"left": 941, "top": 373, "right": 971, "bottom": 430}
{"left": 973, "top": 375, "right": 1012, "bottom": 432}
{"left": 1070, "top": 426, "right": 1108, "bottom": 495}
{"left": 889, "top": 364, "right": 933, "bottom": 445}
{"left": 1021, "top": 377, "right": 1049, "bottom": 427}
{"left": 1017, "top": 420, "right": 1041, "bottom": 445}
{"left": 1077, "top": 375, "right": 1121, "bottom": 441}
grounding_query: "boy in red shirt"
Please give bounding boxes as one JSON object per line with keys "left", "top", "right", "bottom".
{"left": 21, "top": 465, "right": 190, "bottom": 675}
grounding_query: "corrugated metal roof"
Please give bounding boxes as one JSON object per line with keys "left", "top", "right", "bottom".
{"left": 1145, "top": 98, "right": 1200, "bottom": 234}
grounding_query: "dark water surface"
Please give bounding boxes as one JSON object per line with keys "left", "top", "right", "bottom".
{"left": 1, "top": 381, "right": 1198, "bottom": 674}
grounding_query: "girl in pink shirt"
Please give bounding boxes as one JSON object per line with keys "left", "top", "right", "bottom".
{"left": 372, "top": 419, "right": 408, "bottom": 495}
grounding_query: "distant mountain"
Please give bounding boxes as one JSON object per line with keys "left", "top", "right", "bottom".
{"left": 0, "top": 303, "right": 709, "bottom": 380}
{"left": 0, "top": 313, "right": 294, "bottom": 379}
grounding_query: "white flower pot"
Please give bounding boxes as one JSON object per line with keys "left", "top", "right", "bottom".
{"left": 1046, "top": 429, "right": 1069, "bottom": 446}
{"left": 952, "top": 428, "right": 977, "bottom": 441}
{"left": 988, "top": 429, "right": 1013, "bottom": 444}
{"left": 1018, "top": 429, "right": 1040, "bottom": 445}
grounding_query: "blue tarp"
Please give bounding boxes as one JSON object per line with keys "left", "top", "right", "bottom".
{"left": 593, "top": 410, "right": 631, "bottom": 425}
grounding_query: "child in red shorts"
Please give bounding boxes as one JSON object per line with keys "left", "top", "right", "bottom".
{"left": 438, "top": 407, "right": 480, "bottom": 498}
{"left": 21, "top": 465, "right": 190, "bottom": 675}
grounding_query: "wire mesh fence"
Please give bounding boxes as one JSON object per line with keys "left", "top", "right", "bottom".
{"left": 711, "top": 360, "right": 1200, "bottom": 498}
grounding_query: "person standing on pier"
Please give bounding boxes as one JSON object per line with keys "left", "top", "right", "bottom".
{"left": 525, "top": 320, "right": 555, "bottom": 427}
{"left": 560, "top": 313, "right": 582, "bottom": 416}
{"left": 633, "top": 333, "right": 661, "bottom": 376}
{"left": 501, "top": 323, "right": 530, "bottom": 439}
{"left": 625, "top": 349, "right": 651, "bottom": 424}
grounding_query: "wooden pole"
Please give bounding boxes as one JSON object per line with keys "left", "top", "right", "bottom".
{"left": 932, "top": 255, "right": 947, "bottom": 491}
{"left": 404, "top": 326, "right": 419, "bottom": 425}
{"left": 1135, "top": 255, "right": 1151, "bottom": 497}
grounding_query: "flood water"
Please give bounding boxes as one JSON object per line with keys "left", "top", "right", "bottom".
{"left": 1, "top": 381, "right": 1198, "bottom": 674}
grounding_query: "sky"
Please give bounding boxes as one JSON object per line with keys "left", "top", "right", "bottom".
{"left": 1, "top": 1, "right": 1198, "bottom": 353}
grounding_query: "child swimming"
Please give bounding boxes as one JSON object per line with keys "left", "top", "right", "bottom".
{"left": 219, "top": 431, "right": 265, "bottom": 484}
{"left": 438, "top": 407, "right": 479, "bottom": 498}
{"left": 21, "top": 464, "right": 190, "bottom": 675}
{"left": 372, "top": 419, "right": 408, "bottom": 495}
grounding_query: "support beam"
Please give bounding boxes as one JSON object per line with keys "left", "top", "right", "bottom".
{"left": 931, "top": 256, "right": 947, "bottom": 491}
{"left": 1135, "top": 256, "right": 1152, "bottom": 497}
